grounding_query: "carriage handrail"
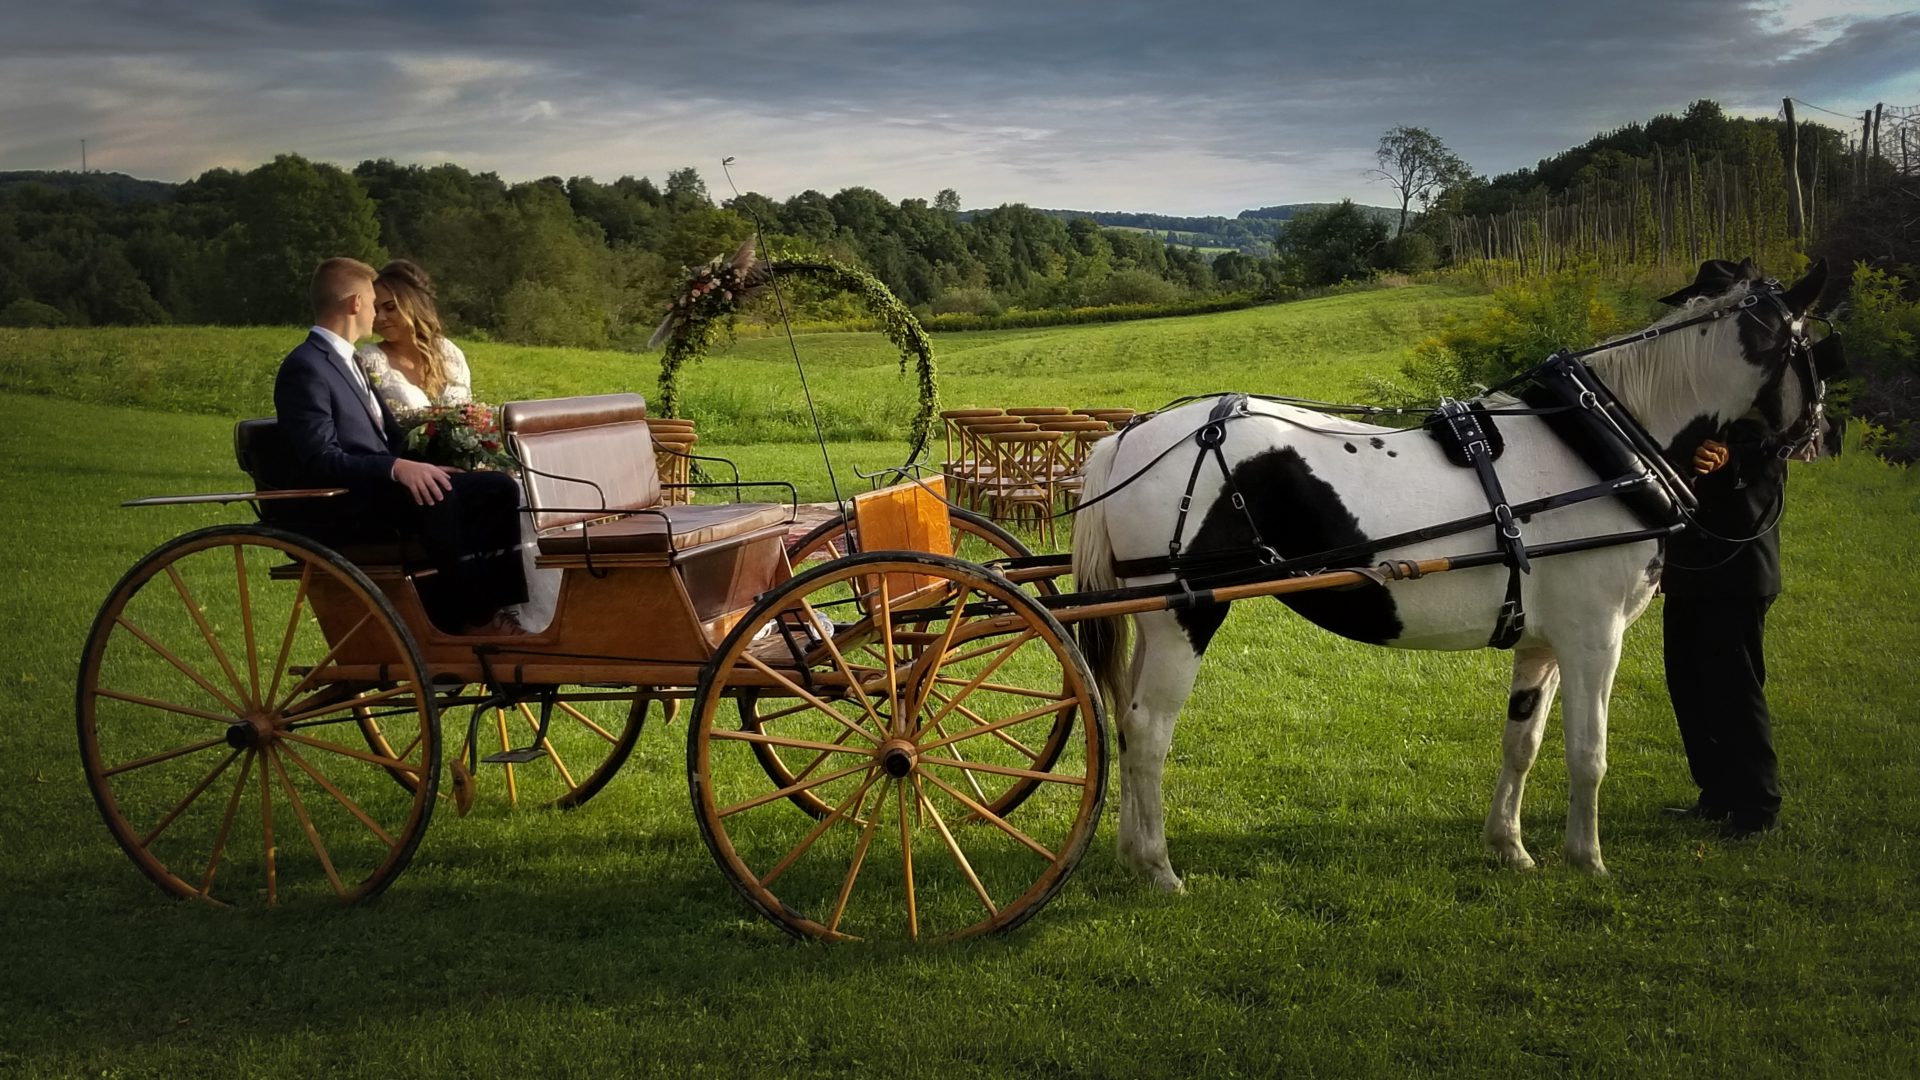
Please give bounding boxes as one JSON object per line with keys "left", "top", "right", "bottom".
{"left": 122, "top": 488, "right": 349, "bottom": 508}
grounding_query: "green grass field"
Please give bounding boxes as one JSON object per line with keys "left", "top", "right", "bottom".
{"left": 2, "top": 286, "right": 1916, "bottom": 1078}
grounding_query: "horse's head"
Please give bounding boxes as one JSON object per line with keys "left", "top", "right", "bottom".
{"left": 1646, "top": 257, "right": 1838, "bottom": 464}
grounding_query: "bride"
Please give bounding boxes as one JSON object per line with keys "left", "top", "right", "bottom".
{"left": 357, "top": 260, "right": 560, "bottom": 632}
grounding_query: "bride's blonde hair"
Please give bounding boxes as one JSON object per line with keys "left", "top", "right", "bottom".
{"left": 375, "top": 260, "right": 449, "bottom": 398}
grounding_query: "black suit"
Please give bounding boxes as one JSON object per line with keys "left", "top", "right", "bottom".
{"left": 273, "top": 331, "right": 525, "bottom": 630}
{"left": 1661, "top": 420, "right": 1784, "bottom": 827}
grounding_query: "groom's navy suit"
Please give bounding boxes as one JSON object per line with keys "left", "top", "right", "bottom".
{"left": 274, "top": 330, "right": 525, "bottom": 630}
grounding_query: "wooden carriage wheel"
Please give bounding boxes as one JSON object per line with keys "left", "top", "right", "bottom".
{"left": 362, "top": 690, "right": 659, "bottom": 813}
{"left": 78, "top": 525, "right": 438, "bottom": 906}
{"left": 690, "top": 551, "right": 1106, "bottom": 942}
{"left": 785, "top": 504, "right": 1057, "bottom": 591}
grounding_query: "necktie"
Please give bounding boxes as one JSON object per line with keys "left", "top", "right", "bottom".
{"left": 344, "top": 356, "right": 384, "bottom": 427}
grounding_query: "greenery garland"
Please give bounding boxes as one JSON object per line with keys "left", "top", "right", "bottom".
{"left": 650, "top": 240, "right": 940, "bottom": 458}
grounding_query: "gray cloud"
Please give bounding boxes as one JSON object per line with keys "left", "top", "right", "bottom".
{"left": 3, "top": 0, "right": 1915, "bottom": 214}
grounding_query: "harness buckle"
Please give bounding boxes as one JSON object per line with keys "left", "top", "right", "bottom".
{"left": 1494, "top": 503, "right": 1521, "bottom": 540}
{"left": 1229, "top": 491, "right": 1246, "bottom": 511}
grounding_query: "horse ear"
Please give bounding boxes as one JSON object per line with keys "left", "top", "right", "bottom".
{"left": 1783, "top": 258, "right": 1829, "bottom": 316}
{"left": 1657, "top": 259, "right": 1745, "bottom": 306}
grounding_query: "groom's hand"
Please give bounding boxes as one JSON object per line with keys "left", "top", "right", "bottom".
{"left": 392, "top": 459, "right": 455, "bottom": 505}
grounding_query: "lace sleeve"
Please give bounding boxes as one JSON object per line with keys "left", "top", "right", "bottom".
{"left": 439, "top": 340, "right": 473, "bottom": 405}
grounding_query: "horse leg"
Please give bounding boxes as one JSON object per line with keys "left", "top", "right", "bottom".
{"left": 1114, "top": 609, "right": 1207, "bottom": 893}
{"left": 1557, "top": 633, "right": 1624, "bottom": 874}
{"left": 1484, "top": 646, "right": 1560, "bottom": 869}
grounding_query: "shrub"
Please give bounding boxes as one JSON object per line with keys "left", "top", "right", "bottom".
{"left": 1365, "top": 271, "right": 1622, "bottom": 409}
{"left": 1381, "top": 232, "right": 1437, "bottom": 273}
{"left": 0, "top": 299, "right": 67, "bottom": 328}
{"left": 1838, "top": 262, "right": 1920, "bottom": 464}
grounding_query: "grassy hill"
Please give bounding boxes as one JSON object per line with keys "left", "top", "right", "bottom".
{"left": 1, "top": 287, "right": 1914, "bottom": 1077}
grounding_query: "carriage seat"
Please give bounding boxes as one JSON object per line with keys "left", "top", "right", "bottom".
{"left": 502, "top": 393, "right": 790, "bottom": 563}
{"left": 232, "top": 418, "right": 429, "bottom": 567}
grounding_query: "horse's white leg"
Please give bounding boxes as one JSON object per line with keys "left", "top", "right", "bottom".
{"left": 1556, "top": 631, "right": 1624, "bottom": 874}
{"left": 1114, "top": 609, "right": 1205, "bottom": 893}
{"left": 1484, "top": 646, "right": 1560, "bottom": 870}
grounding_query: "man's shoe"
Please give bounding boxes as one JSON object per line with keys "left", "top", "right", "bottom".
{"left": 1662, "top": 800, "right": 1730, "bottom": 822}
{"left": 1721, "top": 814, "right": 1778, "bottom": 843}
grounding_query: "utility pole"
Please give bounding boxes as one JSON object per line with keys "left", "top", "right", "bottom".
{"left": 81, "top": 138, "right": 87, "bottom": 174}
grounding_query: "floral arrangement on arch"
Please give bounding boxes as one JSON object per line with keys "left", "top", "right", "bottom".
{"left": 647, "top": 238, "right": 941, "bottom": 456}
{"left": 403, "top": 402, "right": 516, "bottom": 472}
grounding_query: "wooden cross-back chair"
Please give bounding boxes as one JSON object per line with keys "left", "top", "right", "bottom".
{"left": 982, "top": 429, "right": 1064, "bottom": 547}
{"left": 946, "top": 415, "right": 1035, "bottom": 510}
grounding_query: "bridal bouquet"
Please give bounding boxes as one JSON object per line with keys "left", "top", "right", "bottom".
{"left": 403, "top": 402, "right": 515, "bottom": 472}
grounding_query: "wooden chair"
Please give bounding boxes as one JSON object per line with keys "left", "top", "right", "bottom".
{"left": 947, "top": 415, "right": 1034, "bottom": 509}
{"left": 1079, "top": 408, "right": 1137, "bottom": 428}
{"left": 648, "top": 419, "right": 699, "bottom": 505}
{"left": 939, "top": 408, "right": 1003, "bottom": 491}
{"left": 1055, "top": 427, "right": 1116, "bottom": 510}
{"left": 1006, "top": 406, "right": 1074, "bottom": 418}
{"left": 983, "top": 429, "right": 1064, "bottom": 547}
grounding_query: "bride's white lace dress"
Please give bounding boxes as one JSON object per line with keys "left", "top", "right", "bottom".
{"left": 354, "top": 339, "right": 473, "bottom": 417}
{"left": 355, "top": 338, "right": 560, "bottom": 632}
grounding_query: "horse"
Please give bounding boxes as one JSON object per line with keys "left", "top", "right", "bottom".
{"left": 1070, "top": 258, "right": 1832, "bottom": 888}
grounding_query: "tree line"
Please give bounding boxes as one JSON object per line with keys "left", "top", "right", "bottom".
{"left": 0, "top": 159, "right": 1317, "bottom": 346}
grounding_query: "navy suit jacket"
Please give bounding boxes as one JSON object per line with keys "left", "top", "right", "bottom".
{"left": 273, "top": 331, "right": 409, "bottom": 494}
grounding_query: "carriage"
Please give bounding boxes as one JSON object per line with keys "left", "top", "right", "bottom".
{"left": 77, "top": 259, "right": 1836, "bottom": 941}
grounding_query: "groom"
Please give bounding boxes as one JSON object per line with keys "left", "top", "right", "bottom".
{"left": 274, "top": 256, "right": 527, "bottom": 634}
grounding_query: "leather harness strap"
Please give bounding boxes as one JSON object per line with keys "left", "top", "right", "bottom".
{"left": 1432, "top": 397, "right": 1530, "bottom": 648}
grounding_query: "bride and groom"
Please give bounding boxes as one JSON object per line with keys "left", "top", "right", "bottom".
{"left": 272, "top": 256, "right": 557, "bottom": 635}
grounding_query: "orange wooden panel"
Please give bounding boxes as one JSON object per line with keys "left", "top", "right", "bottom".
{"left": 854, "top": 477, "right": 953, "bottom": 598}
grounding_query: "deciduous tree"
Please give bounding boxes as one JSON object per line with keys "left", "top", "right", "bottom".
{"left": 1367, "top": 126, "right": 1470, "bottom": 236}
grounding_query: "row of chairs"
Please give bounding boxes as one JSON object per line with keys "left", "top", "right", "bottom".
{"left": 648, "top": 418, "right": 698, "bottom": 505}
{"left": 939, "top": 406, "right": 1137, "bottom": 546}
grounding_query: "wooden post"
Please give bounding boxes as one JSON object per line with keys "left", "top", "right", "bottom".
{"left": 1783, "top": 99, "right": 1805, "bottom": 244}
{"left": 1858, "top": 110, "right": 1872, "bottom": 192}
{"left": 1718, "top": 158, "right": 1728, "bottom": 257}
{"left": 1685, "top": 142, "right": 1699, "bottom": 262}
{"left": 1872, "top": 103, "right": 1883, "bottom": 168}
{"left": 1655, "top": 144, "right": 1669, "bottom": 267}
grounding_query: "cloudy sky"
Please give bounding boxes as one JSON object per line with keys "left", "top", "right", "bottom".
{"left": 4, "top": 1, "right": 1916, "bottom": 215}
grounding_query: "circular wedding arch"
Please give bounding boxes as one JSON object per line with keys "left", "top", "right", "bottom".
{"left": 651, "top": 248, "right": 940, "bottom": 466}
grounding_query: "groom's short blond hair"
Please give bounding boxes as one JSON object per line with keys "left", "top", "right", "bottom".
{"left": 310, "top": 257, "right": 377, "bottom": 318}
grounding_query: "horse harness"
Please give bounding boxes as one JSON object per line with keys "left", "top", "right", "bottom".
{"left": 1102, "top": 280, "right": 1820, "bottom": 650}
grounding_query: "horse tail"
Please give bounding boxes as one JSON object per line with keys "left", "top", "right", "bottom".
{"left": 1071, "top": 434, "right": 1133, "bottom": 714}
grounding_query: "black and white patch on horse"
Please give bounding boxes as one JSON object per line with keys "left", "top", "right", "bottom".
{"left": 1070, "top": 258, "right": 1829, "bottom": 893}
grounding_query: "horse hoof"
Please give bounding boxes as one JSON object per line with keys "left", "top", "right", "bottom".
{"left": 1489, "top": 845, "right": 1536, "bottom": 871}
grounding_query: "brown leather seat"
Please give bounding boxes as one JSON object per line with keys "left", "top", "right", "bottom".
{"left": 536, "top": 503, "right": 791, "bottom": 557}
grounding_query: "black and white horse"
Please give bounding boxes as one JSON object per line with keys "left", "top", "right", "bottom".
{"left": 1071, "top": 259, "right": 1831, "bottom": 886}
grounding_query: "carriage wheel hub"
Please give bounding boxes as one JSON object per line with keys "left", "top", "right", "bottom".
{"left": 225, "top": 714, "right": 278, "bottom": 749}
{"left": 877, "top": 738, "right": 918, "bottom": 778}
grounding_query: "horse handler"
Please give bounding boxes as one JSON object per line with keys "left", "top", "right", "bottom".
{"left": 1661, "top": 422, "right": 1785, "bottom": 841}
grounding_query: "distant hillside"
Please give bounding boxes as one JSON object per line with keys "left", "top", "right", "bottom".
{"left": 1013, "top": 203, "right": 1400, "bottom": 254}
{"left": 0, "top": 171, "right": 176, "bottom": 204}
{"left": 1240, "top": 202, "right": 1400, "bottom": 229}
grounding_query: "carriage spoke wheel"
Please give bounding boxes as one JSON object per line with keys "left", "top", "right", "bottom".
{"left": 691, "top": 551, "right": 1106, "bottom": 942}
{"left": 387, "top": 690, "right": 654, "bottom": 811}
{"left": 786, "top": 505, "right": 1060, "bottom": 593}
{"left": 78, "top": 525, "right": 439, "bottom": 906}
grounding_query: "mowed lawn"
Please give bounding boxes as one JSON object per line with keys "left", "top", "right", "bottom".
{"left": 1, "top": 287, "right": 1916, "bottom": 1078}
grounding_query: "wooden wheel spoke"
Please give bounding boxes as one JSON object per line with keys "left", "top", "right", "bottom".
{"left": 163, "top": 564, "right": 251, "bottom": 708}
{"left": 711, "top": 728, "right": 875, "bottom": 759}
{"left": 93, "top": 688, "right": 238, "bottom": 726}
{"left": 799, "top": 596, "right": 890, "bottom": 735}
{"left": 918, "top": 694, "right": 1073, "bottom": 758}
{"left": 281, "top": 683, "right": 420, "bottom": 727}
{"left": 265, "top": 564, "right": 313, "bottom": 707}
{"left": 278, "top": 730, "right": 425, "bottom": 777}
{"left": 138, "top": 748, "right": 243, "bottom": 848}
{"left": 899, "top": 774, "right": 918, "bottom": 941}
{"left": 874, "top": 577, "right": 902, "bottom": 733}
{"left": 556, "top": 701, "right": 620, "bottom": 745}
{"left": 104, "top": 734, "right": 229, "bottom": 778}
{"left": 929, "top": 691, "right": 1044, "bottom": 762}
{"left": 914, "top": 630, "right": 1036, "bottom": 737}
{"left": 260, "top": 743, "right": 277, "bottom": 904}
{"left": 268, "top": 747, "right": 346, "bottom": 897}
{"left": 921, "top": 771, "right": 1058, "bottom": 863}
{"left": 200, "top": 749, "right": 255, "bottom": 898}
{"left": 925, "top": 714, "right": 989, "bottom": 805}
{"left": 234, "top": 546, "right": 262, "bottom": 705}
{"left": 919, "top": 755, "right": 1084, "bottom": 787}
{"left": 113, "top": 615, "right": 246, "bottom": 717}
{"left": 274, "top": 612, "right": 374, "bottom": 713}
{"left": 741, "top": 653, "right": 880, "bottom": 746}
{"left": 760, "top": 771, "right": 883, "bottom": 888}
{"left": 278, "top": 744, "right": 398, "bottom": 848}
{"left": 718, "top": 760, "right": 874, "bottom": 819}
{"left": 929, "top": 674, "right": 1060, "bottom": 701}
{"left": 914, "top": 776, "right": 997, "bottom": 916}
{"left": 828, "top": 777, "right": 892, "bottom": 935}
{"left": 742, "top": 700, "right": 817, "bottom": 728}
{"left": 903, "top": 583, "right": 973, "bottom": 723}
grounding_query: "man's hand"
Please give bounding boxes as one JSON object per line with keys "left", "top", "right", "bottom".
{"left": 392, "top": 459, "right": 455, "bottom": 505}
{"left": 1692, "top": 439, "right": 1730, "bottom": 475}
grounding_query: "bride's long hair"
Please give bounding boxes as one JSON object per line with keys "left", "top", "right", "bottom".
{"left": 375, "top": 260, "right": 449, "bottom": 398}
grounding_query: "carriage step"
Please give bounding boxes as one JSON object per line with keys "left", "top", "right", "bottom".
{"left": 482, "top": 747, "right": 549, "bottom": 765}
